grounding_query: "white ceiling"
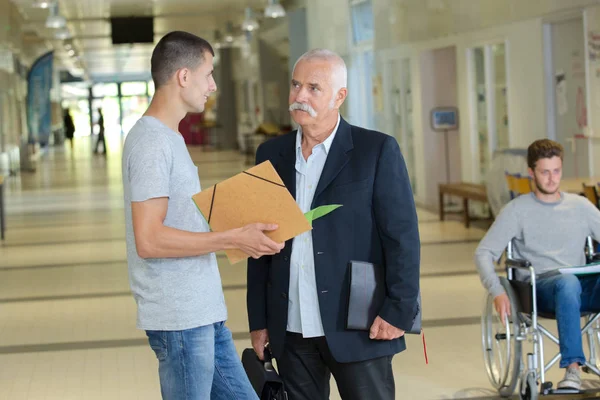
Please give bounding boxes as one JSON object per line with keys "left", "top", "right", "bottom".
{"left": 11, "top": 0, "right": 295, "bottom": 82}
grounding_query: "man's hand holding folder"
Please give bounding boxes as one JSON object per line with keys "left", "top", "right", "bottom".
{"left": 131, "top": 197, "right": 284, "bottom": 260}
{"left": 193, "top": 161, "right": 313, "bottom": 263}
{"left": 228, "top": 223, "right": 284, "bottom": 259}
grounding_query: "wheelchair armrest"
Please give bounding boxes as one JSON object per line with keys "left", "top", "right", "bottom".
{"left": 506, "top": 258, "right": 532, "bottom": 270}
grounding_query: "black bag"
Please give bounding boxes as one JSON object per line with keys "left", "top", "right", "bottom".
{"left": 242, "top": 346, "right": 288, "bottom": 400}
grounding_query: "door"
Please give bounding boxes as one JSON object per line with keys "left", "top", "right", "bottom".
{"left": 546, "top": 17, "right": 587, "bottom": 178}
{"left": 388, "top": 58, "right": 416, "bottom": 192}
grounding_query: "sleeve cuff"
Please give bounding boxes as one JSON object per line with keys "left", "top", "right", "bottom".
{"left": 489, "top": 283, "right": 507, "bottom": 299}
{"left": 249, "top": 318, "right": 267, "bottom": 332}
{"left": 131, "top": 190, "right": 170, "bottom": 203}
{"left": 378, "top": 296, "right": 419, "bottom": 331}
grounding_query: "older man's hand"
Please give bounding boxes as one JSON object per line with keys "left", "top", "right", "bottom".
{"left": 251, "top": 329, "right": 270, "bottom": 360}
{"left": 369, "top": 316, "right": 405, "bottom": 340}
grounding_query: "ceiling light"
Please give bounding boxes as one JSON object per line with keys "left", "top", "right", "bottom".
{"left": 219, "top": 22, "right": 236, "bottom": 47}
{"left": 45, "top": 2, "right": 66, "bottom": 29}
{"left": 46, "top": 14, "right": 66, "bottom": 28}
{"left": 241, "top": 7, "right": 259, "bottom": 32}
{"left": 213, "top": 30, "right": 223, "bottom": 49}
{"left": 54, "top": 28, "right": 71, "bottom": 40}
{"left": 31, "top": 0, "right": 52, "bottom": 8}
{"left": 264, "top": 0, "right": 286, "bottom": 18}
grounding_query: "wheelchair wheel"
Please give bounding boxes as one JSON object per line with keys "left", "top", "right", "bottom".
{"left": 481, "top": 277, "right": 522, "bottom": 397}
{"left": 519, "top": 372, "right": 538, "bottom": 400}
{"left": 584, "top": 315, "right": 600, "bottom": 373}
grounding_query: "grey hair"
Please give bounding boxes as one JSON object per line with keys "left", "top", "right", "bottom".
{"left": 293, "top": 49, "right": 347, "bottom": 98}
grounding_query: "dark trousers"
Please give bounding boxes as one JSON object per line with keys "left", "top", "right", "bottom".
{"left": 277, "top": 332, "right": 395, "bottom": 400}
{"left": 94, "top": 132, "right": 106, "bottom": 154}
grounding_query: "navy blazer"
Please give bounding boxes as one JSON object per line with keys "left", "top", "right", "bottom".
{"left": 246, "top": 117, "right": 420, "bottom": 363}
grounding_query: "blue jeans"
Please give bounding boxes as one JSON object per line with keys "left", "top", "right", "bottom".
{"left": 146, "top": 322, "right": 258, "bottom": 400}
{"left": 536, "top": 274, "right": 600, "bottom": 368}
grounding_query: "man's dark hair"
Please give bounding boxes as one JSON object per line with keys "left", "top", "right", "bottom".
{"left": 151, "top": 31, "right": 215, "bottom": 89}
{"left": 527, "top": 139, "right": 564, "bottom": 169}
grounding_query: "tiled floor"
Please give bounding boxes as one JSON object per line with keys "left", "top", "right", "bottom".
{"left": 1, "top": 136, "right": 599, "bottom": 399}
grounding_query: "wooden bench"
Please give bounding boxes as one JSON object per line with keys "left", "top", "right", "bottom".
{"left": 0, "top": 175, "right": 4, "bottom": 240}
{"left": 438, "top": 182, "right": 489, "bottom": 228}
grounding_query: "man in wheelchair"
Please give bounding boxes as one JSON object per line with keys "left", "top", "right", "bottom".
{"left": 475, "top": 139, "right": 600, "bottom": 391}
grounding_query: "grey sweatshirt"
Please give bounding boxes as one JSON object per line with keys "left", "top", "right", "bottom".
{"left": 475, "top": 192, "right": 600, "bottom": 298}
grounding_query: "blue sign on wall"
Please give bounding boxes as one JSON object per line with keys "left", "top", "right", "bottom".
{"left": 27, "top": 51, "right": 54, "bottom": 146}
{"left": 430, "top": 107, "right": 459, "bottom": 132}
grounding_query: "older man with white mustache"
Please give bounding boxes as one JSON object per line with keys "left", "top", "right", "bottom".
{"left": 289, "top": 102, "right": 317, "bottom": 117}
{"left": 247, "top": 49, "right": 421, "bottom": 400}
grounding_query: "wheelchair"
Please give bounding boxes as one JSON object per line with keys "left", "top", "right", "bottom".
{"left": 481, "top": 238, "right": 600, "bottom": 400}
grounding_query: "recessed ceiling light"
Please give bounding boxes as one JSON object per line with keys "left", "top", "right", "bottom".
{"left": 264, "top": 0, "right": 285, "bottom": 18}
{"left": 31, "top": 0, "right": 52, "bottom": 9}
{"left": 241, "top": 7, "right": 259, "bottom": 32}
{"left": 55, "top": 28, "right": 71, "bottom": 40}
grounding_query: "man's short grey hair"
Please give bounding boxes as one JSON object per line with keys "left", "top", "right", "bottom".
{"left": 293, "top": 49, "right": 348, "bottom": 96}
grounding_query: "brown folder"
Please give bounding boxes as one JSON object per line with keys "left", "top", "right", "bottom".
{"left": 192, "top": 161, "right": 312, "bottom": 264}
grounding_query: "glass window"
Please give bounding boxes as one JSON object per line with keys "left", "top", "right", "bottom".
{"left": 401, "top": 58, "right": 416, "bottom": 192}
{"left": 92, "top": 97, "right": 120, "bottom": 137}
{"left": 61, "top": 82, "right": 89, "bottom": 99}
{"left": 121, "top": 81, "right": 147, "bottom": 96}
{"left": 339, "top": 55, "right": 351, "bottom": 119}
{"left": 493, "top": 44, "right": 508, "bottom": 150}
{"left": 363, "top": 50, "right": 375, "bottom": 129}
{"left": 388, "top": 58, "right": 416, "bottom": 192}
{"left": 61, "top": 98, "right": 91, "bottom": 137}
{"left": 346, "top": 49, "right": 375, "bottom": 129}
{"left": 350, "top": 0, "right": 374, "bottom": 44}
{"left": 92, "top": 83, "right": 118, "bottom": 98}
{"left": 470, "top": 43, "right": 510, "bottom": 181}
{"left": 148, "top": 80, "right": 155, "bottom": 97}
{"left": 122, "top": 96, "right": 149, "bottom": 136}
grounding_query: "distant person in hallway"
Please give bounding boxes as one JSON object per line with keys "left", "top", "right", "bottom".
{"left": 247, "top": 49, "right": 421, "bottom": 400}
{"left": 63, "top": 108, "right": 75, "bottom": 150}
{"left": 475, "top": 139, "right": 600, "bottom": 391}
{"left": 93, "top": 108, "right": 106, "bottom": 155}
{"left": 121, "top": 31, "right": 284, "bottom": 400}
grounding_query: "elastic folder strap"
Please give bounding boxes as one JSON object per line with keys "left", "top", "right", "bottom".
{"left": 242, "top": 171, "right": 286, "bottom": 188}
{"left": 208, "top": 184, "right": 217, "bottom": 224}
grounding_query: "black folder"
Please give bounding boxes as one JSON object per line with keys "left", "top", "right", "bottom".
{"left": 346, "top": 260, "right": 422, "bottom": 334}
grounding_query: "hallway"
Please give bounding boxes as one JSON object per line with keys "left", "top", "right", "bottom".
{"left": 0, "top": 138, "right": 588, "bottom": 399}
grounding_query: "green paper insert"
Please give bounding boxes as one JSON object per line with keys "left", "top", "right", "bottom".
{"left": 194, "top": 195, "right": 341, "bottom": 230}
{"left": 304, "top": 205, "right": 343, "bottom": 226}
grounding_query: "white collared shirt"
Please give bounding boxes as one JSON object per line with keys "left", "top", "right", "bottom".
{"left": 287, "top": 114, "right": 341, "bottom": 337}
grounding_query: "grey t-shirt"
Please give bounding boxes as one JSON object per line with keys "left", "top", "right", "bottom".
{"left": 121, "top": 116, "right": 227, "bottom": 330}
{"left": 475, "top": 192, "right": 600, "bottom": 298}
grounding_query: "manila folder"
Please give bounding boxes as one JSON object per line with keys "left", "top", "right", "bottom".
{"left": 192, "top": 161, "right": 311, "bottom": 264}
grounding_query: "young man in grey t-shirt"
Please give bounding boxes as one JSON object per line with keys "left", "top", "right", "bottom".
{"left": 475, "top": 139, "right": 600, "bottom": 391}
{"left": 122, "top": 31, "right": 284, "bottom": 399}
